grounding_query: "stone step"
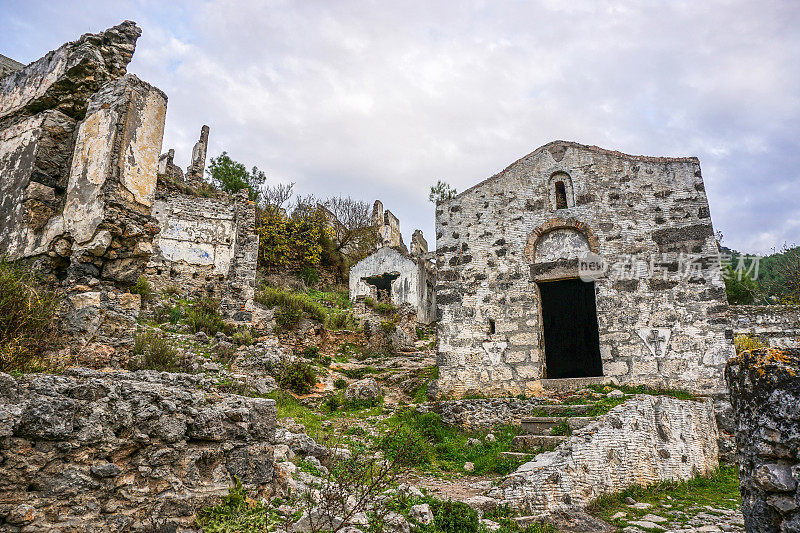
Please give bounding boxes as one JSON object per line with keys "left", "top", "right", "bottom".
{"left": 540, "top": 377, "right": 607, "bottom": 392}
{"left": 567, "top": 416, "right": 594, "bottom": 430}
{"left": 529, "top": 404, "right": 592, "bottom": 416}
{"left": 521, "top": 416, "right": 595, "bottom": 435}
{"left": 511, "top": 434, "right": 567, "bottom": 451}
{"left": 498, "top": 451, "right": 533, "bottom": 461}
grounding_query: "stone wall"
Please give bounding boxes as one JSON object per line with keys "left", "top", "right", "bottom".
{"left": 726, "top": 348, "right": 800, "bottom": 532}
{"left": 0, "top": 22, "right": 167, "bottom": 347}
{"left": 731, "top": 305, "right": 800, "bottom": 348}
{"left": 349, "top": 246, "right": 436, "bottom": 324}
{"left": 416, "top": 397, "right": 548, "bottom": 429}
{"left": 434, "top": 141, "right": 734, "bottom": 398}
{"left": 147, "top": 189, "right": 258, "bottom": 321}
{"left": 490, "top": 395, "right": 719, "bottom": 515}
{"left": 0, "top": 368, "right": 277, "bottom": 532}
{"left": 0, "top": 54, "right": 24, "bottom": 79}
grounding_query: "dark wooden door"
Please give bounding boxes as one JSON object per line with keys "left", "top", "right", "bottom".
{"left": 538, "top": 279, "right": 603, "bottom": 379}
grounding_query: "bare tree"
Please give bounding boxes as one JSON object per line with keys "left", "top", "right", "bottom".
{"left": 299, "top": 433, "right": 418, "bottom": 533}
{"left": 262, "top": 182, "right": 295, "bottom": 213}
{"left": 323, "top": 196, "right": 377, "bottom": 259}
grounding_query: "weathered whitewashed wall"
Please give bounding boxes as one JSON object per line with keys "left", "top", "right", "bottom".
{"left": 490, "top": 395, "right": 719, "bottom": 515}
{"left": 349, "top": 246, "right": 436, "bottom": 324}
{"left": 433, "top": 141, "right": 734, "bottom": 398}
{"left": 147, "top": 190, "right": 258, "bottom": 321}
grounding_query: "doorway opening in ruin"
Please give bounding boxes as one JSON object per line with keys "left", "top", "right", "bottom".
{"left": 538, "top": 278, "right": 603, "bottom": 379}
{"left": 363, "top": 273, "right": 400, "bottom": 303}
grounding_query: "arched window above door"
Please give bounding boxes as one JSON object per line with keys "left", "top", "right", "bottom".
{"left": 548, "top": 172, "right": 574, "bottom": 210}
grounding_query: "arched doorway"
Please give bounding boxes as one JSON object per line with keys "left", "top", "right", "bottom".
{"left": 533, "top": 227, "right": 603, "bottom": 379}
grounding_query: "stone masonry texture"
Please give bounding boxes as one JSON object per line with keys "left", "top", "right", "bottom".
{"left": 731, "top": 305, "right": 800, "bottom": 349}
{"left": 726, "top": 348, "right": 800, "bottom": 532}
{"left": 0, "top": 369, "right": 276, "bottom": 532}
{"left": 433, "top": 140, "right": 734, "bottom": 398}
{"left": 490, "top": 395, "right": 719, "bottom": 516}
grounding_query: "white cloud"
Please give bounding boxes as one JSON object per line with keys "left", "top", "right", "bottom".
{"left": 2, "top": 0, "right": 799, "bottom": 253}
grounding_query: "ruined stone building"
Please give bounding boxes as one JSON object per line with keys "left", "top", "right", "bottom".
{"left": 373, "top": 200, "right": 405, "bottom": 250}
{"left": 148, "top": 126, "right": 258, "bottom": 321}
{"left": 0, "top": 22, "right": 258, "bottom": 345}
{"left": 432, "top": 141, "right": 735, "bottom": 398}
{"left": 349, "top": 203, "right": 436, "bottom": 323}
{"left": 0, "top": 54, "right": 23, "bottom": 78}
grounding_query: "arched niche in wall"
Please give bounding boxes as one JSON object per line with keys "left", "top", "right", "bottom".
{"left": 548, "top": 171, "right": 574, "bottom": 210}
{"left": 524, "top": 218, "right": 600, "bottom": 264}
{"left": 534, "top": 228, "right": 591, "bottom": 263}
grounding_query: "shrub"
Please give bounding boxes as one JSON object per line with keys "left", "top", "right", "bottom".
{"left": 195, "top": 477, "right": 269, "bottom": 532}
{"left": 129, "top": 275, "right": 152, "bottom": 299}
{"left": 735, "top": 333, "right": 768, "bottom": 354}
{"left": 428, "top": 499, "right": 479, "bottom": 533}
{"left": 275, "top": 305, "right": 303, "bottom": 330}
{"left": 276, "top": 358, "right": 317, "bottom": 394}
{"left": 168, "top": 305, "right": 182, "bottom": 324}
{"left": 233, "top": 328, "right": 254, "bottom": 346}
{"left": 185, "top": 298, "right": 231, "bottom": 336}
{"left": 300, "top": 346, "right": 320, "bottom": 359}
{"left": 130, "top": 330, "right": 179, "bottom": 371}
{"left": 0, "top": 260, "right": 61, "bottom": 373}
{"left": 299, "top": 266, "right": 320, "bottom": 287}
{"left": 327, "top": 310, "right": 359, "bottom": 331}
{"left": 334, "top": 377, "right": 347, "bottom": 390}
{"left": 257, "top": 286, "right": 326, "bottom": 330}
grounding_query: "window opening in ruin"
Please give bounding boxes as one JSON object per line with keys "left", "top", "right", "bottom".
{"left": 555, "top": 181, "right": 568, "bottom": 209}
{"left": 489, "top": 319, "right": 496, "bottom": 335}
{"left": 363, "top": 273, "right": 400, "bottom": 303}
{"left": 537, "top": 278, "right": 602, "bottom": 379}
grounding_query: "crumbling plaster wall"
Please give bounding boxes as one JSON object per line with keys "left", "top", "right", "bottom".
{"left": 434, "top": 141, "right": 734, "bottom": 399}
{"left": 349, "top": 246, "right": 435, "bottom": 324}
{"left": 0, "top": 22, "right": 168, "bottom": 346}
{"left": 147, "top": 190, "right": 258, "bottom": 321}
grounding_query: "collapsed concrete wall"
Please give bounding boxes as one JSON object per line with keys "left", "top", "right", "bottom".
{"left": 490, "top": 395, "right": 719, "bottom": 515}
{"left": 0, "top": 369, "right": 276, "bottom": 532}
{"left": 726, "top": 348, "right": 800, "bottom": 532}
{"left": 731, "top": 305, "right": 800, "bottom": 348}
{"left": 373, "top": 200, "right": 404, "bottom": 250}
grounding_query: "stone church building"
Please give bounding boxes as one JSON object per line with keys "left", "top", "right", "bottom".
{"left": 431, "top": 141, "right": 735, "bottom": 399}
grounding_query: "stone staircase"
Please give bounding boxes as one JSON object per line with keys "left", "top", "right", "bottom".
{"left": 507, "top": 403, "right": 598, "bottom": 455}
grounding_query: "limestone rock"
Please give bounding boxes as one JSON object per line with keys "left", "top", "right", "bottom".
{"left": 409, "top": 503, "right": 433, "bottom": 525}
{"left": 345, "top": 377, "right": 381, "bottom": 403}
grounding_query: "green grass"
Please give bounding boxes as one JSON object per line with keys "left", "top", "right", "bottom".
{"left": 380, "top": 409, "right": 525, "bottom": 475}
{"left": 196, "top": 478, "right": 276, "bottom": 532}
{"left": 256, "top": 285, "right": 358, "bottom": 331}
{"left": 589, "top": 465, "right": 740, "bottom": 529}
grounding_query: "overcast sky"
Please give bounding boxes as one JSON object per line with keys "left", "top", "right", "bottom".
{"left": 2, "top": 0, "right": 798, "bottom": 254}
